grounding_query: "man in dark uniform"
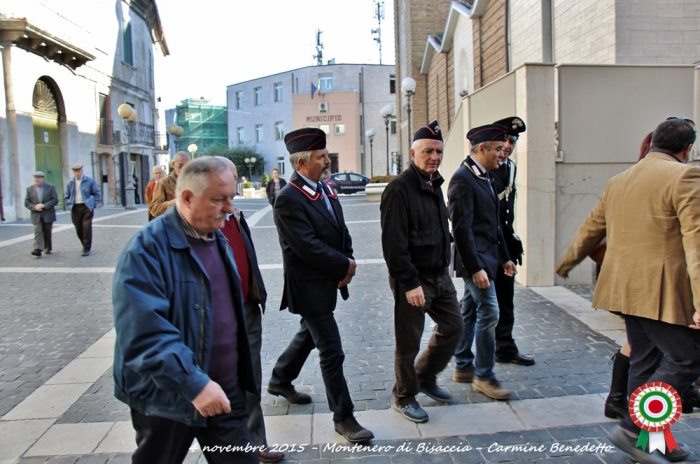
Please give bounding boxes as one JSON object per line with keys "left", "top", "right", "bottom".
{"left": 267, "top": 128, "right": 373, "bottom": 444}
{"left": 381, "top": 121, "right": 463, "bottom": 423}
{"left": 490, "top": 116, "right": 534, "bottom": 366}
{"left": 449, "top": 124, "right": 517, "bottom": 400}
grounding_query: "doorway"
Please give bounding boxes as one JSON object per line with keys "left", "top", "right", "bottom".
{"left": 32, "top": 79, "right": 64, "bottom": 210}
{"left": 329, "top": 153, "right": 339, "bottom": 173}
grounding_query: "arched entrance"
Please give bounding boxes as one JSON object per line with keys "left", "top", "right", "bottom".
{"left": 32, "top": 78, "right": 65, "bottom": 210}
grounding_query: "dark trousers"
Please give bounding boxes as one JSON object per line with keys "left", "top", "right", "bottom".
{"left": 621, "top": 315, "right": 700, "bottom": 433}
{"left": 495, "top": 265, "right": 519, "bottom": 356}
{"left": 269, "top": 311, "right": 353, "bottom": 422}
{"left": 32, "top": 218, "right": 53, "bottom": 252}
{"left": 71, "top": 203, "right": 93, "bottom": 252}
{"left": 244, "top": 300, "right": 267, "bottom": 447}
{"left": 130, "top": 383, "right": 258, "bottom": 464}
{"left": 390, "top": 269, "right": 463, "bottom": 406}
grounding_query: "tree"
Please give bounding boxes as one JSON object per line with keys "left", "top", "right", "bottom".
{"left": 200, "top": 143, "right": 266, "bottom": 178}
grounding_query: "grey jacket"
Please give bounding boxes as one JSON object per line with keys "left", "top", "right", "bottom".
{"left": 25, "top": 183, "right": 58, "bottom": 224}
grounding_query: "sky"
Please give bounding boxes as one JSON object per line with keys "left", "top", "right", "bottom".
{"left": 155, "top": 0, "right": 396, "bottom": 114}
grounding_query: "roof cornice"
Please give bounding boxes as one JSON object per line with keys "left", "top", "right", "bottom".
{"left": 419, "top": 1, "right": 475, "bottom": 75}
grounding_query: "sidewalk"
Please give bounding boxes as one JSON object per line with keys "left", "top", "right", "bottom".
{"left": 0, "top": 197, "right": 698, "bottom": 464}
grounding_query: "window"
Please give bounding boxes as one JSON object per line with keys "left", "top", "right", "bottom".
{"left": 235, "top": 91, "right": 243, "bottom": 109}
{"left": 319, "top": 73, "right": 333, "bottom": 93}
{"left": 275, "top": 121, "right": 284, "bottom": 140}
{"left": 123, "top": 20, "right": 133, "bottom": 66}
{"left": 254, "top": 87, "right": 262, "bottom": 106}
{"left": 349, "top": 174, "right": 366, "bottom": 181}
{"left": 391, "top": 119, "right": 397, "bottom": 135}
{"left": 255, "top": 124, "right": 263, "bottom": 143}
{"left": 389, "top": 74, "right": 396, "bottom": 94}
{"left": 274, "top": 82, "right": 283, "bottom": 102}
{"left": 277, "top": 156, "right": 285, "bottom": 175}
{"left": 237, "top": 127, "right": 244, "bottom": 143}
{"left": 334, "top": 124, "right": 345, "bottom": 135}
{"left": 319, "top": 124, "right": 330, "bottom": 135}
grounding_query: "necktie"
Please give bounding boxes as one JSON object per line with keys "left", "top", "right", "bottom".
{"left": 317, "top": 182, "right": 337, "bottom": 223}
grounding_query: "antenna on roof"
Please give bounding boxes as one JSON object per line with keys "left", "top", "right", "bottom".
{"left": 313, "top": 30, "right": 324, "bottom": 66}
{"left": 372, "top": 1, "right": 384, "bottom": 64}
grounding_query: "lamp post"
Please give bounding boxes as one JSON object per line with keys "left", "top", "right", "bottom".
{"left": 167, "top": 124, "right": 184, "bottom": 152}
{"left": 117, "top": 104, "right": 137, "bottom": 210}
{"left": 401, "top": 77, "right": 416, "bottom": 143}
{"left": 365, "top": 128, "right": 376, "bottom": 178}
{"left": 244, "top": 157, "right": 256, "bottom": 180}
{"left": 187, "top": 143, "right": 198, "bottom": 159}
{"left": 379, "top": 103, "right": 395, "bottom": 175}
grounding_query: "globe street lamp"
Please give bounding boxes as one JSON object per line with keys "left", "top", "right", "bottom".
{"left": 244, "top": 157, "right": 256, "bottom": 180}
{"left": 117, "top": 104, "right": 137, "bottom": 210}
{"left": 167, "top": 124, "right": 184, "bottom": 152}
{"left": 401, "top": 77, "right": 416, "bottom": 143}
{"left": 187, "top": 143, "right": 198, "bottom": 159}
{"left": 379, "top": 103, "right": 395, "bottom": 175}
{"left": 365, "top": 128, "right": 376, "bottom": 177}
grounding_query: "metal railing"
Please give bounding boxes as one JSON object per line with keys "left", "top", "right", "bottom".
{"left": 128, "top": 122, "right": 156, "bottom": 147}
{"left": 98, "top": 118, "right": 113, "bottom": 145}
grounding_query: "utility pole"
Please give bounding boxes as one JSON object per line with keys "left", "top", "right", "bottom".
{"left": 372, "top": 1, "right": 384, "bottom": 64}
{"left": 312, "top": 30, "right": 324, "bottom": 66}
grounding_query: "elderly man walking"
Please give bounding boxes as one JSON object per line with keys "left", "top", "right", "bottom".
{"left": 149, "top": 151, "right": 190, "bottom": 218}
{"left": 557, "top": 118, "right": 699, "bottom": 464}
{"left": 25, "top": 171, "right": 58, "bottom": 257}
{"left": 145, "top": 165, "right": 165, "bottom": 221}
{"left": 64, "top": 164, "right": 101, "bottom": 256}
{"left": 113, "top": 157, "right": 258, "bottom": 463}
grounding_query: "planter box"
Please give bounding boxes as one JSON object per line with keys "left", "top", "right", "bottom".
{"left": 365, "top": 183, "right": 388, "bottom": 202}
{"left": 242, "top": 188, "right": 257, "bottom": 199}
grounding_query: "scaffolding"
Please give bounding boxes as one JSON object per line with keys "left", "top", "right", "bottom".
{"left": 175, "top": 98, "right": 228, "bottom": 154}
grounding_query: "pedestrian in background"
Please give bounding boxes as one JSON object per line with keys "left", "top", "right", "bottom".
{"left": 145, "top": 166, "right": 165, "bottom": 221}
{"left": 64, "top": 164, "right": 101, "bottom": 257}
{"left": 25, "top": 171, "right": 58, "bottom": 257}
{"left": 265, "top": 168, "right": 287, "bottom": 206}
{"left": 381, "top": 121, "right": 463, "bottom": 423}
{"left": 149, "top": 151, "right": 190, "bottom": 218}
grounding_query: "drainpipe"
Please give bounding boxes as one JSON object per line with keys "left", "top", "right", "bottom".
{"left": 1, "top": 39, "right": 22, "bottom": 221}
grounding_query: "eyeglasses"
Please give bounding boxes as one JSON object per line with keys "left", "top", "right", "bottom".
{"left": 666, "top": 117, "right": 695, "bottom": 129}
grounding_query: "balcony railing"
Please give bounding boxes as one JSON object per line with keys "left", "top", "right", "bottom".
{"left": 128, "top": 122, "right": 156, "bottom": 147}
{"left": 98, "top": 118, "right": 113, "bottom": 145}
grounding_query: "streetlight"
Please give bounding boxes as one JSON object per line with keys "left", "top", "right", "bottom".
{"left": 244, "top": 157, "right": 256, "bottom": 180}
{"left": 167, "top": 124, "right": 184, "bottom": 152}
{"left": 187, "top": 143, "right": 198, "bottom": 159}
{"left": 117, "top": 104, "right": 137, "bottom": 210}
{"left": 365, "top": 128, "right": 376, "bottom": 177}
{"left": 380, "top": 103, "right": 395, "bottom": 175}
{"left": 401, "top": 77, "right": 416, "bottom": 143}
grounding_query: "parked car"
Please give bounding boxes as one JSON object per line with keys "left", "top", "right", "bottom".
{"left": 326, "top": 172, "right": 370, "bottom": 194}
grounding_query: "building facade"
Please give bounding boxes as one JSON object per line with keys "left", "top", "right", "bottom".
{"left": 226, "top": 64, "right": 397, "bottom": 178}
{"left": 0, "top": 0, "right": 168, "bottom": 220}
{"left": 394, "top": 0, "right": 700, "bottom": 287}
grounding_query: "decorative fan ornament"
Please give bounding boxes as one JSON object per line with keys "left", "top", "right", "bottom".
{"left": 32, "top": 80, "right": 58, "bottom": 116}
{"left": 629, "top": 382, "right": 681, "bottom": 454}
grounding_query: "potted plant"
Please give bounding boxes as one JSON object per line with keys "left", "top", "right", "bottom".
{"left": 242, "top": 181, "right": 256, "bottom": 199}
{"left": 365, "top": 175, "right": 395, "bottom": 202}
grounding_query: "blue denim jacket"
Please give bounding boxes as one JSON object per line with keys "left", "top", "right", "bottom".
{"left": 64, "top": 175, "right": 101, "bottom": 211}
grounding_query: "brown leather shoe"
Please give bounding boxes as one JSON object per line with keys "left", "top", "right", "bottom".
{"left": 453, "top": 370, "right": 474, "bottom": 383}
{"left": 473, "top": 378, "right": 511, "bottom": 400}
{"left": 334, "top": 415, "right": 374, "bottom": 443}
{"left": 267, "top": 384, "right": 312, "bottom": 404}
{"left": 258, "top": 449, "right": 285, "bottom": 463}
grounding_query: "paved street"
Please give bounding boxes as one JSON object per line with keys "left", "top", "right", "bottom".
{"left": 1, "top": 196, "right": 699, "bottom": 464}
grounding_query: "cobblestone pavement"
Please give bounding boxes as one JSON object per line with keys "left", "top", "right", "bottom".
{"left": 1, "top": 199, "right": 699, "bottom": 463}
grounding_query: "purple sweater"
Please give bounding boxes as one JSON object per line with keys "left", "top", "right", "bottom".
{"left": 187, "top": 236, "right": 239, "bottom": 390}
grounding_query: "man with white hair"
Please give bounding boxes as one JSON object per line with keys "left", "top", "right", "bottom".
{"left": 145, "top": 165, "right": 165, "bottom": 221}
{"left": 113, "top": 156, "right": 258, "bottom": 463}
{"left": 149, "top": 151, "right": 190, "bottom": 218}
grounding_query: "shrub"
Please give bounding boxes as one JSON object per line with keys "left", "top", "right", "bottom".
{"left": 370, "top": 175, "right": 396, "bottom": 183}
{"left": 261, "top": 171, "right": 270, "bottom": 187}
{"left": 243, "top": 182, "right": 253, "bottom": 189}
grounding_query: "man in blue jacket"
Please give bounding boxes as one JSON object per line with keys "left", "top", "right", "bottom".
{"left": 113, "top": 157, "right": 258, "bottom": 464}
{"left": 64, "top": 164, "right": 101, "bottom": 256}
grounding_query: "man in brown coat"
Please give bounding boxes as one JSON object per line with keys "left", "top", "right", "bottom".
{"left": 148, "top": 152, "right": 190, "bottom": 218}
{"left": 557, "top": 118, "right": 700, "bottom": 464}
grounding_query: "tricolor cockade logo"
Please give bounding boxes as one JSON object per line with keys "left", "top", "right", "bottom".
{"left": 629, "top": 382, "right": 681, "bottom": 454}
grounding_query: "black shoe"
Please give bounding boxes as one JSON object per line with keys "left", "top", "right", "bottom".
{"left": 495, "top": 352, "right": 535, "bottom": 366}
{"left": 267, "top": 384, "right": 312, "bottom": 404}
{"left": 682, "top": 385, "right": 700, "bottom": 414}
{"left": 45, "top": 249, "right": 51, "bottom": 255}
{"left": 609, "top": 425, "right": 671, "bottom": 464}
{"left": 31, "top": 249, "right": 41, "bottom": 257}
{"left": 605, "top": 350, "right": 630, "bottom": 419}
{"left": 82, "top": 250, "right": 90, "bottom": 257}
{"left": 666, "top": 443, "right": 690, "bottom": 462}
{"left": 420, "top": 384, "right": 451, "bottom": 402}
{"left": 334, "top": 415, "right": 374, "bottom": 443}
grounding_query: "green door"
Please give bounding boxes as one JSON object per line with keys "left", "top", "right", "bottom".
{"left": 33, "top": 116, "right": 64, "bottom": 210}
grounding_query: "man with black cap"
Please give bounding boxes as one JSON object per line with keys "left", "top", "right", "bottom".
{"left": 64, "top": 164, "right": 101, "bottom": 256}
{"left": 267, "top": 128, "right": 373, "bottom": 443}
{"left": 381, "top": 121, "right": 463, "bottom": 423}
{"left": 449, "top": 124, "right": 517, "bottom": 401}
{"left": 25, "top": 171, "right": 58, "bottom": 257}
{"left": 490, "top": 116, "right": 534, "bottom": 367}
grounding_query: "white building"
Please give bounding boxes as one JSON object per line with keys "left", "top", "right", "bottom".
{"left": 0, "top": 0, "right": 169, "bottom": 221}
{"left": 226, "top": 64, "right": 398, "bottom": 178}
